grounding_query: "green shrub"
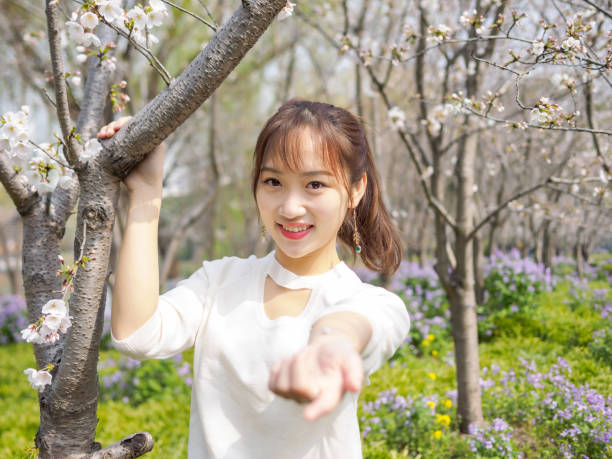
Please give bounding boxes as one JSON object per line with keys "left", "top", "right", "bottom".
{"left": 98, "top": 354, "right": 192, "bottom": 406}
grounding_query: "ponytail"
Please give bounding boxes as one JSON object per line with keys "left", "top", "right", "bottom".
{"left": 338, "top": 143, "right": 402, "bottom": 276}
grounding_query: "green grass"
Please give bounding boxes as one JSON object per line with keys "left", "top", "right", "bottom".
{"left": 1, "top": 280, "right": 610, "bottom": 458}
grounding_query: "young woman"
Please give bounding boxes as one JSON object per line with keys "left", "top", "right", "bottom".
{"left": 102, "top": 100, "right": 410, "bottom": 458}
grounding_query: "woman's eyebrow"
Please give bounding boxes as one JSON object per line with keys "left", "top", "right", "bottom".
{"left": 261, "top": 166, "right": 333, "bottom": 177}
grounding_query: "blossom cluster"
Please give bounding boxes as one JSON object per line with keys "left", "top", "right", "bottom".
{"left": 66, "top": 0, "right": 168, "bottom": 52}
{"left": 0, "top": 107, "right": 33, "bottom": 168}
{"left": 20, "top": 299, "right": 72, "bottom": 392}
{"left": 20, "top": 299, "right": 72, "bottom": 346}
{"left": 0, "top": 106, "right": 105, "bottom": 194}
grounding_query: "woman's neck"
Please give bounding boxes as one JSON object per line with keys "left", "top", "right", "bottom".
{"left": 274, "top": 241, "right": 340, "bottom": 276}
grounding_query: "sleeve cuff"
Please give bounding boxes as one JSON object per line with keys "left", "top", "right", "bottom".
{"left": 110, "top": 306, "right": 163, "bottom": 360}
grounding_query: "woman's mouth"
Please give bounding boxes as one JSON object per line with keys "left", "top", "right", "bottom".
{"left": 278, "top": 223, "right": 314, "bottom": 240}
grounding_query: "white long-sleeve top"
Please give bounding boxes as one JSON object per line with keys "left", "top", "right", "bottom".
{"left": 112, "top": 251, "right": 410, "bottom": 459}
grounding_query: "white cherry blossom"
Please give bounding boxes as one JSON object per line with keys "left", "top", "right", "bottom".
{"left": 101, "top": 56, "right": 117, "bottom": 73}
{"left": 65, "top": 21, "right": 85, "bottom": 43}
{"left": 561, "top": 37, "right": 583, "bottom": 54}
{"left": 147, "top": 0, "right": 168, "bottom": 27}
{"left": 81, "top": 138, "right": 102, "bottom": 160}
{"left": 127, "top": 6, "right": 148, "bottom": 30}
{"left": 80, "top": 12, "right": 99, "bottom": 30}
{"left": 42, "top": 299, "right": 68, "bottom": 317}
{"left": 530, "top": 40, "right": 545, "bottom": 55}
{"left": 24, "top": 368, "right": 53, "bottom": 391}
{"left": 82, "top": 32, "right": 102, "bottom": 48}
{"left": 278, "top": 1, "right": 295, "bottom": 21}
{"left": 58, "top": 315, "right": 72, "bottom": 334}
{"left": 98, "top": 0, "right": 123, "bottom": 23}
{"left": 21, "top": 324, "right": 45, "bottom": 344}
{"left": 388, "top": 106, "right": 406, "bottom": 130}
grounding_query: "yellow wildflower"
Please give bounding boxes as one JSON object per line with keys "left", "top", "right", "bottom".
{"left": 427, "top": 334, "right": 435, "bottom": 341}
{"left": 426, "top": 400, "right": 436, "bottom": 410}
{"left": 444, "top": 399, "right": 452, "bottom": 409}
{"left": 422, "top": 339, "right": 430, "bottom": 347}
{"left": 427, "top": 372, "right": 437, "bottom": 380}
{"left": 431, "top": 350, "right": 439, "bottom": 356}
{"left": 436, "top": 414, "right": 451, "bottom": 428}
{"left": 433, "top": 430, "right": 442, "bottom": 439}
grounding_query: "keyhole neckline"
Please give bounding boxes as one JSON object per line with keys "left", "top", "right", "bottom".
{"left": 266, "top": 251, "right": 350, "bottom": 290}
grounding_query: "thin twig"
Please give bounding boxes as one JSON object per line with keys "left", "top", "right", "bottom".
{"left": 161, "top": 0, "right": 217, "bottom": 31}
{"left": 99, "top": 18, "right": 173, "bottom": 85}
{"left": 580, "top": 0, "right": 612, "bottom": 19}
{"left": 196, "top": 0, "right": 218, "bottom": 28}
{"left": 41, "top": 88, "right": 57, "bottom": 108}
{"left": 545, "top": 183, "right": 610, "bottom": 207}
{"left": 466, "top": 180, "right": 550, "bottom": 241}
{"left": 464, "top": 106, "right": 612, "bottom": 135}
{"left": 29, "top": 141, "right": 71, "bottom": 169}
{"left": 549, "top": 176, "right": 606, "bottom": 185}
{"left": 45, "top": 0, "right": 80, "bottom": 166}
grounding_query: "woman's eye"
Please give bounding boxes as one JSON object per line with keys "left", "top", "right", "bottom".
{"left": 307, "top": 181, "right": 325, "bottom": 190}
{"left": 263, "top": 178, "right": 281, "bottom": 187}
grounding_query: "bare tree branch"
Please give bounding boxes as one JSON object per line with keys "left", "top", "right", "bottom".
{"left": 466, "top": 179, "right": 550, "bottom": 242}
{"left": 580, "top": 0, "right": 612, "bottom": 20}
{"left": 89, "top": 432, "right": 154, "bottom": 459}
{"left": 45, "top": 0, "right": 80, "bottom": 166}
{"left": 104, "top": 0, "right": 288, "bottom": 178}
{"left": 0, "top": 153, "right": 38, "bottom": 216}
{"left": 161, "top": 0, "right": 217, "bottom": 31}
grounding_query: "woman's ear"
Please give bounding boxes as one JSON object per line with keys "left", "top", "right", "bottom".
{"left": 350, "top": 173, "right": 367, "bottom": 209}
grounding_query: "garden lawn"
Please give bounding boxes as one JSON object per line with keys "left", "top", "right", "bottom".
{"left": 1, "top": 258, "right": 611, "bottom": 458}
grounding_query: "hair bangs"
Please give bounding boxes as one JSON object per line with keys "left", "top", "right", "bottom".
{"left": 262, "top": 125, "right": 349, "bottom": 188}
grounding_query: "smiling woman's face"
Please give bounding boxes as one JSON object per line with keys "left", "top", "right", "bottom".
{"left": 255, "top": 128, "right": 353, "bottom": 275}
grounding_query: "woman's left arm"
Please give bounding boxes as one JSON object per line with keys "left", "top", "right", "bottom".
{"left": 268, "top": 289, "right": 409, "bottom": 421}
{"left": 268, "top": 311, "right": 371, "bottom": 421}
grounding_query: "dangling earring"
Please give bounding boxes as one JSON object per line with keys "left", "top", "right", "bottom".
{"left": 352, "top": 208, "right": 362, "bottom": 254}
{"left": 260, "top": 225, "right": 267, "bottom": 241}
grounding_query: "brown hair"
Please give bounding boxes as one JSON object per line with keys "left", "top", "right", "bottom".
{"left": 252, "top": 99, "right": 402, "bottom": 275}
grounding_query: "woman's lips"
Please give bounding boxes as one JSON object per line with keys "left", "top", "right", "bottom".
{"left": 277, "top": 223, "right": 313, "bottom": 240}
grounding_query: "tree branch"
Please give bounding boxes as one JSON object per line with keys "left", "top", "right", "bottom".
{"left": 103, "top": 0, "right": 288, "bottom": 178}
{"left": 88, "top": 432, "right": 154, "bottom": 459}
{"left": 0, "top": 153, "right": 38, "bottom": 216}
{"left": 466, "top": 179, "right": 550, "bottom": 241}
{"left": 580, "top": 0, "right": 612, "bottom": 20}
{"left": 45, "top": 0, "right": 80, "bottom": 166}
{"left": 76, "top": 24, "right": 118, "bottom": 141}
{"left": 161, "top": 0, "right": 217, "bottom": 31}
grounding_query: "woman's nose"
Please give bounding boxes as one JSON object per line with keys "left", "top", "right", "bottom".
{"left": 278, "top": 192, "right": 306, "bottom": 219}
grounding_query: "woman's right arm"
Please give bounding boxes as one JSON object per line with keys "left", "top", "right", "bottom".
{"left": 99, "top": 117, "right": 166, "bottom": 340}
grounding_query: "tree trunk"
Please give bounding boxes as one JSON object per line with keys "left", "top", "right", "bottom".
{"left": 17, "top": 0, "right": 289, "bottom": 457}
{"left": 449, "top": 130, "right": 483, "bottom": 432}
{"left": 473, "top": 233, "right": 485, "bottom": 305}
{"left": 484, "top": 215, "right": 498, "bottom": 258}
{"left": 542, "top": 220, "right": 554, "bottom": 269}
{"left": 416, "top": 208, "right": 430, "bottom": 267}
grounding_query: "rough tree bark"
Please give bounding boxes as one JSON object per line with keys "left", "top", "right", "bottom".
{"left": 0, "top": 0, "right": 287, "bottom": 457}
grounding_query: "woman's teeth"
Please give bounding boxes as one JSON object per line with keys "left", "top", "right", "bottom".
{"left": 282, "top": 225, "right": 311, "bottom": 232}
